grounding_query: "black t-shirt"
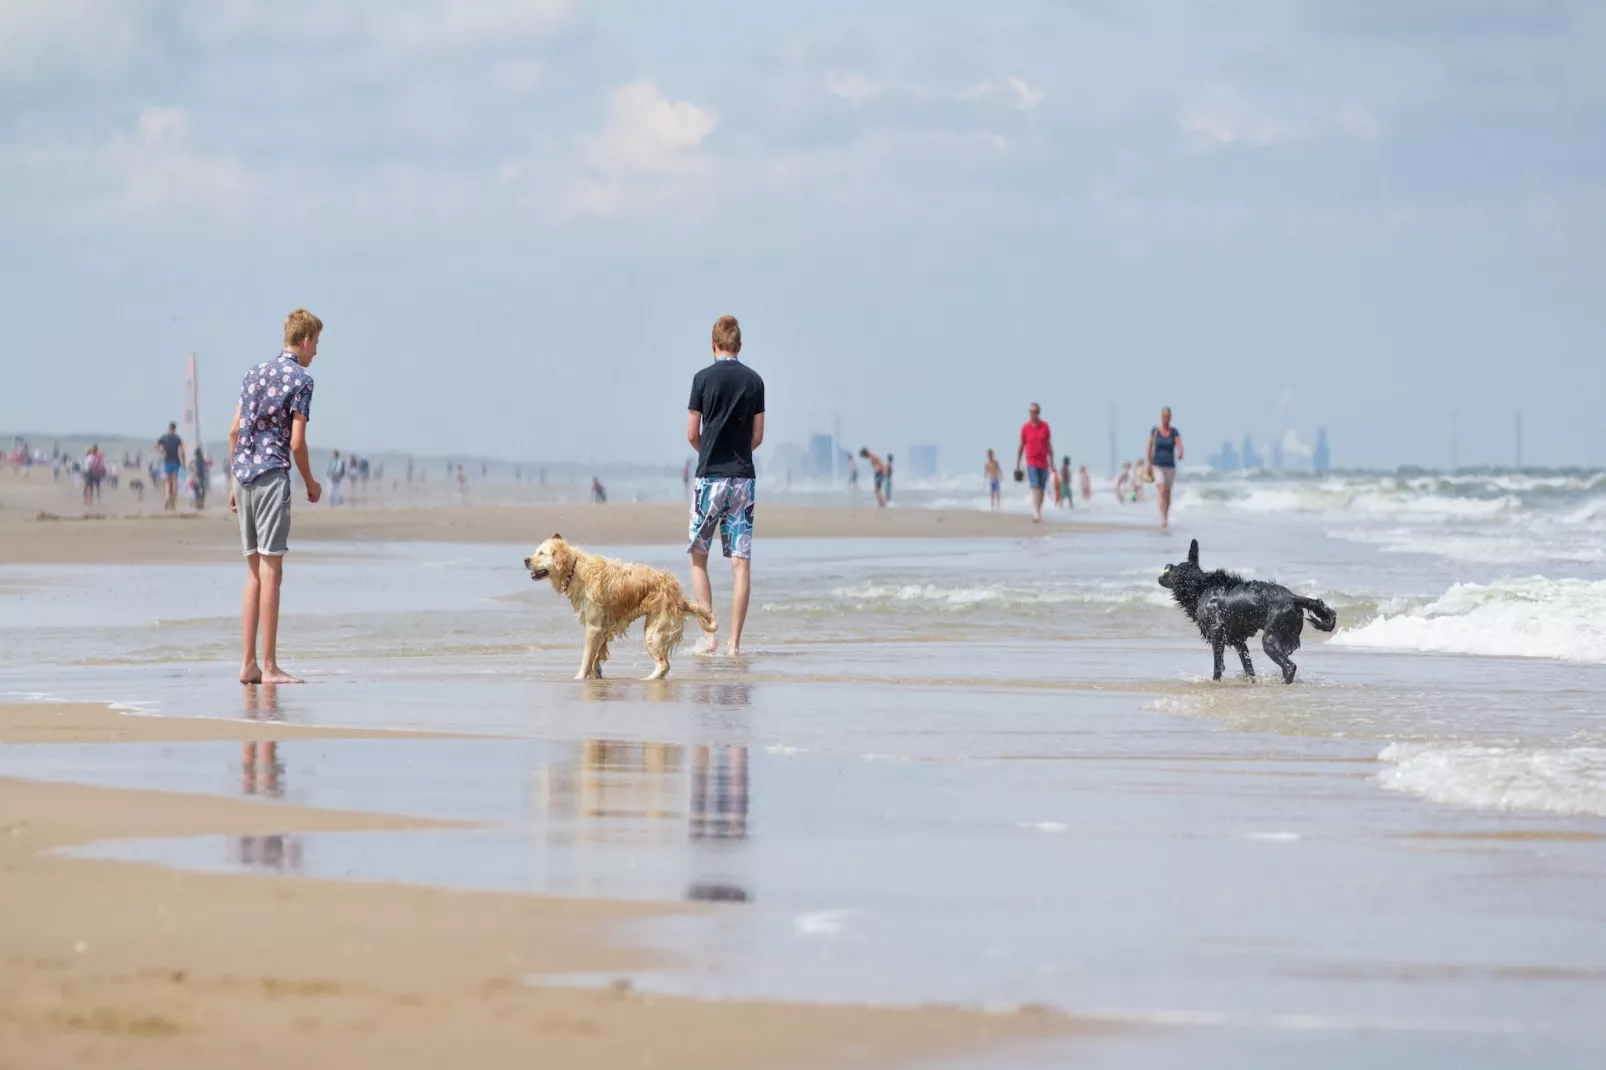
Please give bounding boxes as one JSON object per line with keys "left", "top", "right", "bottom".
{"left": 157, "top": 433, "right": 183, "bottom": 465}
{"left": 688, "top": 358, "right": 765, "bottom": 479}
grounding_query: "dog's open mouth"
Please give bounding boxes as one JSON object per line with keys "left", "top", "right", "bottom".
{"left": 529, "top": 568, "right": 549, "bottom": 581}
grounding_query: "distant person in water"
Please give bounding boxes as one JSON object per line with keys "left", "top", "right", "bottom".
{"left": 1114, "top": 461, "right": 1132, "bottom": 503}
{"left": 885, "top": 454, "right": 894, "bottom": 503}
{"left": 1079, "top": 464, "right": 1092, "bottom": 501}
{"left": 326, "top": 450, "right": 346, "bottom": 505}
{"left": 848, "top": 455, "right": 859, "bottom": 489}
{"left": 1014, "top": 402, "right": 1054, "bottom": 523}
{"left": 228, "top": 307, "right": 324, "bottom": 686}
{"left": 1147, "top": 406, "right": 1183, "bottom": 530}
{"left": 859, "top": 448, "right": 888, "bottom": 508}
{"left": 1059, "top": 456, "right": 1073, "bottom": 509}
{"left": 155, "top": 422, "right": 185, "bottom": 512}
{"left": 984, "top": 449, "right": 1003, "bottom": 511}
{"left": 591, "top": 476, "right": 607, "bottom": 503}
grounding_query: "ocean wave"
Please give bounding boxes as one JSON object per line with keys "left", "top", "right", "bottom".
{"left": 826, "top": 582, "right": 1173, "bottom": 611}
{"left": 1330, "top": 576, "right": 1606, "bottom": 663}
{"left": 1378, "top": 742, "right": 1606, "bottom": 817}
{"left": 1330, "top": 529, "right": 1606, "bottom": 565}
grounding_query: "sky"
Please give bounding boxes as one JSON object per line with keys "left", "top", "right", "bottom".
{"left": 3, "top": 0, "right": 1603, "bottom": 472}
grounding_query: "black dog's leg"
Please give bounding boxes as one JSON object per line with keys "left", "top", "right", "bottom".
{"left": 1211, "top": 635, "right": 1226, "bottom": 681}
{"left": 1263, "top": 634, "right": 1297, "bottom": 684}
{"left": 1233, "top": 641, "right": 1255, "bottom": 680}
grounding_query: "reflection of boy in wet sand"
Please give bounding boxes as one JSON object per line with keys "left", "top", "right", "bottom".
{"left": 241, "top": 683, "right": 284, "bottom": 797}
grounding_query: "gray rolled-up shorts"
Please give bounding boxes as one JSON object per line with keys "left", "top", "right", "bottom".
{"left": 236, "top": 469, "right": 292, "bottom": 557}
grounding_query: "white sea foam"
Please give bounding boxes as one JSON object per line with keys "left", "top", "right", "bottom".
{"left": 828, "top": 582, "right": 1170, "bottom": 611}
{"left": 793, "top": 909, "right": 858, "bottom": 937}
{"left": 1018, "top": 821, "right": 1068, "bottom": 833}
{"left": 1378, "top": 742, "right": 1606, "bottom": 817}
{"left": 1331, "top": 577, "right": 1606, "bottom": 663}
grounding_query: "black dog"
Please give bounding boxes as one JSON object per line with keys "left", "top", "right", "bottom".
{"left": 1158, "top": 539, "right": 1337, "bottom": 683}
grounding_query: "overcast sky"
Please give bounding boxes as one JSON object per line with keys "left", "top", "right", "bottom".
{"left": 3, "top": 0, "right": 1602, "bottom": 471}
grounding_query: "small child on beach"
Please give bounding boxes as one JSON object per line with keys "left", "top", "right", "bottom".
{"left": 985, "top": 450, "right": 1002, "bottom": 511}
{"left": 227, "top": 309, "right": 324, "bottom": 685}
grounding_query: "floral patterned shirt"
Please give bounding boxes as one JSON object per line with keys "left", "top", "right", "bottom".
{"left": 232, "top": 351, "right": 314, "bottom": 485}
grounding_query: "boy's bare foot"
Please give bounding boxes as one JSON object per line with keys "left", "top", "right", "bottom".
{"left": 694, "top": 635, "right": 719, "bottom": 655}
{"left": 240, "top": 662, "right": 262, "bottom": 684}
{"left": 260, "top": 665, "right": 305, "bottom": 684}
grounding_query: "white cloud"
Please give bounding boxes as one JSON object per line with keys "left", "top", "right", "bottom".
{"left": 1337, "top": 105, "right": 1383, "bottom": 141}
{"left": 488, "top": 57, "right": 547, "bottom": 97}
{"left": 0, "top": 0, "right": 142, "bottom": 79}
{"left": 824, "top": 71, "right": 1046, "bottom": 111}
{"left": 1178, "top": 85, "right": 1307, "bottom": 151}
{"left": 109, "top": 107, "right": 250, "bottom": 216}
{"left": 567, "top": 81, "right": 719, "bottom": 220}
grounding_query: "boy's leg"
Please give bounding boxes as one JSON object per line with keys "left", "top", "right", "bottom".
{"left": 726, "top": 557, "right": 751, "bottom": 655}
{"left": 240, "top": 553, "right": 263, "bottom": 684}
{"left": 690, "top": 552, "right": 717, "bottom": 654}
{"left": 256, "top": 555, "right": 303, "bottom": 684}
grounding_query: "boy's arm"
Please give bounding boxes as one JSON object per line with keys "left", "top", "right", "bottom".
{"left": 751, "top": 412, "right": 765, "bottom": 450}
{"left": 227, "top": 406, "right": 241, "bottom": 511}
{"left": 686, "top": 411, "right": 702, "bottom": 452}
{"left": 290, "top": 414, "right": 323, "bottom": 503}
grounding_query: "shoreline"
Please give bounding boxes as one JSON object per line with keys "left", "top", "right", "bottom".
{"left": 0, "top": 702, "right": 1079, "bottom": 1068}
{"left": 0, "top": 501, "right": 1117, "bottom": 565}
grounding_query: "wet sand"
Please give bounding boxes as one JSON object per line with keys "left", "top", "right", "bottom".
{"left": 0, "top": 501, "right": 1103, "bottom": 565}
{"left": 0, "top": 703, "right": 1075, "bottom": 1069}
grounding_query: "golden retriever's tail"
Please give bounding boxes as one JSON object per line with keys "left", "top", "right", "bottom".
{"left": 683, "top": 598, "right": 719, "bottom": 634}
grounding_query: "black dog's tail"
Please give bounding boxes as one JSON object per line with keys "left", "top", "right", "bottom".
{"left": 1296, "top": 596, "right": 1337, "bottom": 632}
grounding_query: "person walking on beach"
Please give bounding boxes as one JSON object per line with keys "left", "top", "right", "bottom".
{"left": 1014, "top": 403, "right": 1054, "bottom": 523}
{"left": 885, "top": 454, "right": 894, "bottom": 503}
{"left": 155, "top": 422, "right": 185, "bottom": 512}
{"left": 1147, "top": 407, "right": 1183, "bottom": 530}
{"left": 326, "top": 450, "right": 347, "bottom": 506}
{"left": 687, "top": 314, "right": 765, "bottom": 656}
{"left": 228, "top": 308, "right": 323, "bottom": 685}
{"left": 1114, "top": 461, "right": 1132, "bottom": 503}
{"left": 985, "top": 449, "right": 1003, "bottom": 511}
{"left": 191, "top": 446, "right": 210, "bottom": 510}
{"left": 1059, "top": 455, "right": 1074, "bottom": 509}
{"left": 859, "top": 449, "right": 888, "bottom": 507}
{"left": 82, "top": 443, "right": 106, "bottom": 508}
{"left": 1079, "top": 464, "right": 1092, "bottom": 501}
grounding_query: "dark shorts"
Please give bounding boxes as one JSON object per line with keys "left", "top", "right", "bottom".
{"left": 164, "top": 462, "right": 183, "bottom": 476}
{"left": 1027, "top": 466, "right": 1050, "bottom": 490}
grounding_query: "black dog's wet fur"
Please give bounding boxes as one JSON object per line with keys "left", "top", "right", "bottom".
{"left": 1158, "top": 539, "right": 1337, "bottom": 683}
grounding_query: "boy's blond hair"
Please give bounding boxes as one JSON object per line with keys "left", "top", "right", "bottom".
{"left": 284, "top": 308, "right": 324, "bottom": 347}
{"left": 712, "top": 315, "right": 741, "bottom": 355}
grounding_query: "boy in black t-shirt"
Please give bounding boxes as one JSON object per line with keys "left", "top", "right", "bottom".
{"left": 686, "top": 315, "right": 765, "bottom": 655}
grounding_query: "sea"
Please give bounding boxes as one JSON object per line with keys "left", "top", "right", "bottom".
{"left": 2, "top": 467, "right": 1604, "bottom": 1068}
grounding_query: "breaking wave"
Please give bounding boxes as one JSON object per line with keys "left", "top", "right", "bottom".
{"left": 1331, "top": 577, "right": 1606, "bottom": 664}
{"left": 1378, "top": 742, "right": 1606, "bottom": 817}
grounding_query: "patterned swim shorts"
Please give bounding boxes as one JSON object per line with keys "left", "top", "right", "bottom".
{"left": 688, "top": 478, "right": 756, "bottom": 559}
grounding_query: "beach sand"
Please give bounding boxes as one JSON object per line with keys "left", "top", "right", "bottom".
{"left": 0, "top": 467, "right": 1108, "bottom": 565}
{"left": 0, "top": 703, "right": 1075, "bottom": 1069}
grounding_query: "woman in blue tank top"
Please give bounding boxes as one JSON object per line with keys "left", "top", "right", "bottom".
{"left": 1147, "top": 407, "right": 1183, "bottom": 530}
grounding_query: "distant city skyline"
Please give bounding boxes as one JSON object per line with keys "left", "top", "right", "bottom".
{"left": 2, "top": 1, "right": 1601, "bottom": 470}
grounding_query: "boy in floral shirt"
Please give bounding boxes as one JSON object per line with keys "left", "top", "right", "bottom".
{"left": 228, "top": 309, "right": 325, "bottom": 684}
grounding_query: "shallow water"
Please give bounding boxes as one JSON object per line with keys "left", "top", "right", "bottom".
{"left": 3, "top": 487, "right": 1606, "bottom": 1066}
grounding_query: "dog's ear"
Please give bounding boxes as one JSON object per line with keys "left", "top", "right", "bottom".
{"left": 551, "top": 532, "right": 563, "bottom": 541}
{"left": 1188, "top": 539, "right": 1199, "bottom": 566}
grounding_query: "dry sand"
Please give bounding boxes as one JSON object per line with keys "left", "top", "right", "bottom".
{"left": 0, "top": 704, "right": 1081, "bottom": 1069}
{"left": 0, "top": 469, "right": 1108, "bottom": 565}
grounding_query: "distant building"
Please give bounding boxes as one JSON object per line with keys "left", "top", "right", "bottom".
{"left": 909, "top": 445, "right": 938, "bottom": 479}
{"left": 808, "top": 433, "right": 834, "bottom": 479}
{"left": 1208, "top": 440, "right": 1241, "bottom": 470}
{"left": 1241, "top": 436, "right": 1263, "bottom": 469}
{"left": 1312, "top": 428, "right": 1331, "bottom": 473}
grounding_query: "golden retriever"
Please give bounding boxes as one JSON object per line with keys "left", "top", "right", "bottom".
{"left": 524, "top": 534, "right": 717, "bottom": 680}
